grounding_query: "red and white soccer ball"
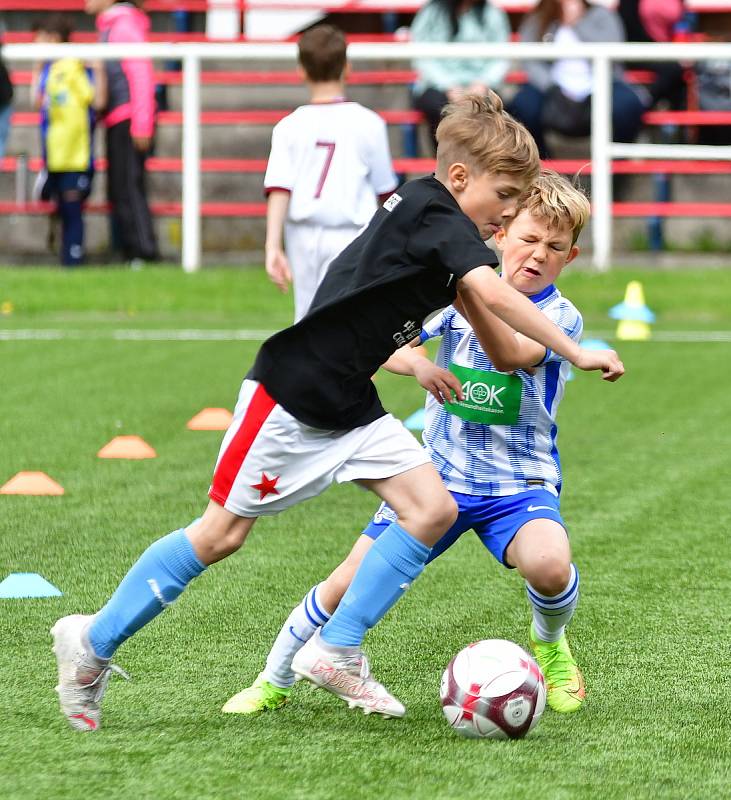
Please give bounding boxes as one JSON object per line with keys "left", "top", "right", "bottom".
{"left": 440, "top": 639, "right": 546, "bottom": 739}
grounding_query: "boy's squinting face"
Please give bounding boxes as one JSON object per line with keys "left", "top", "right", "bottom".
{"left": 447, "top": 165, "right": 525, "bottom": 241}
{"left": 496, "top": 209, "right": 579, "bottom": 295}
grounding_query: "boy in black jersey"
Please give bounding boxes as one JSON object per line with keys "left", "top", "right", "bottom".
{"left": 51, "top": 94, "right": 624, "bottom": 730}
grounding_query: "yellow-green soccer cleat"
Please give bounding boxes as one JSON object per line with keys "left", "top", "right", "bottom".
{"left": 529, "top": 625, "right": 586, "bottom": 713}
{"left": 221, "top": 673, "right": 292, "bottom": 714}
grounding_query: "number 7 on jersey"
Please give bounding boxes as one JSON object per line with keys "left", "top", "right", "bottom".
{"left": 314, "top": 141, "right": 336, "bottom": 199}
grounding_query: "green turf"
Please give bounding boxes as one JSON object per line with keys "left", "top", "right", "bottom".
{"left": 1, "top": 267, "right": 729, "bottom": 800}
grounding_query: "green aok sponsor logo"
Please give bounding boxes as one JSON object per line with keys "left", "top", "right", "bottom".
{"left": 443, "top": 363, "right": 522, "bottom": 425}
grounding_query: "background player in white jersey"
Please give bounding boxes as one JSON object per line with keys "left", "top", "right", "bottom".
{"left": 224, "top": 171, "right": 592, "bottom": 716}
{"left": 264, "top": 24, "right": 398, "bottom": 321}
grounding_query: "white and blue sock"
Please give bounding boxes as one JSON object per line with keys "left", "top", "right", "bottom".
{"left": 88, "top": 528, "right": 206, "bottom": 659}
{"left": 526, "top": 563, "right": 579, "bottom": 643}
{"left": 263, "top": 583, "right": 331, "bottom": 688}
{"left": 320, "top": 522, "right": 430, "bottom": 648}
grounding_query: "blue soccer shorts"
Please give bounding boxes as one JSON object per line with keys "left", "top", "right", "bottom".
{"left": 362, "top": 488, "right": 566, "bottom": 568}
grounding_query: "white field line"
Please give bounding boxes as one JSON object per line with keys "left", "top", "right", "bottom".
{"left": 0, "top": 328, "right": 277, "bottom": 341}
{"left": 1, "top": 328, "right": 731, "bottom": 343}
{"left": 586, "top": 330, "right": 731, "bottom": 342}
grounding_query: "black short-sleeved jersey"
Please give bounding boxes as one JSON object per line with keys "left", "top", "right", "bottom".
{"left": 250, "top": 175, "right": 498, "bottom": 430}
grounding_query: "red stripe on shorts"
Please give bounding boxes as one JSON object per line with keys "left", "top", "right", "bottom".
{"left": 209, "top": 383, "right": 277, "bottom": 506}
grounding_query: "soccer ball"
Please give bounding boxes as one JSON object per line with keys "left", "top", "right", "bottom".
{"left": 440, "top": 639, "right": 546, "bottom": 739}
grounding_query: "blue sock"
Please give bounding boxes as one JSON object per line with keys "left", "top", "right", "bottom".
{"left": 88, "top": 529, "right": 206, "bottom": 659}
{"left": 320, "top": 522, "right": 430, "bottom": 647}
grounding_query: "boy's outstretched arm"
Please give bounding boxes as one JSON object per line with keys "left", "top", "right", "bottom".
{"left": 457, "top": 266, "right": 624, "bottom": 381}
{"left": 454, "top": 293, "right": 545, "bottom": 373}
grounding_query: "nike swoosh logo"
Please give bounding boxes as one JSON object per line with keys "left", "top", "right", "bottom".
{"left": 288, "top": 626, "right": 307, "bottom": 644}
{"left": 526, "top": 505, "right": 555, "bottom": 512}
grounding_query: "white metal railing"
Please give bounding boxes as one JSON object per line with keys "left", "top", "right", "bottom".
{"left": 6, "top": 41, "right": 731, "bottom": 270}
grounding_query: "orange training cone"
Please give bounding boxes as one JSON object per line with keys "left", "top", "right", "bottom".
{"left": 186, "top": 407, "right": 233, "bottom": 431}
{"left": 97, "top": 435, "right": 157, "bottom": 459}
{"left": 0, "top": 471, "right": 65, "bottom": 495}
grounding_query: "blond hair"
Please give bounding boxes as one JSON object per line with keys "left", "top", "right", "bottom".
{"left": 435, "top": 92, "right": 540, "bottom": 183}
{"left": 509, "top": 169, "right": 591, "bottom": 245}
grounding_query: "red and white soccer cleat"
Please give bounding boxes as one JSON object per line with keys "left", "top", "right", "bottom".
{"left": 292, "top": 630, "right": 405, "bottom": 718}
{"left": 51, "top": 614, "right": 128, "bottom": 732}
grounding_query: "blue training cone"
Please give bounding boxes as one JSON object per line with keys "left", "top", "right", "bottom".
{"left": 580, "top": 338, "right": 611, "bottom": 350}
{"left": 404, "top": 407, "right": 426, "bottom": 431}
{"left": 0, "top": 572, "right": 62, "bottom": 598}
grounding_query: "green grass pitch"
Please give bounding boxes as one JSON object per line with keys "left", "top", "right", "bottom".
{"left": 1, "top": 266, "right": 729, "bottom": 800}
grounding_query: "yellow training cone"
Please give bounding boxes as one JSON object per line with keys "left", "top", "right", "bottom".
{"left": 616, "top": 319, "right": 651, "bottom": 341}
{"left": 625, "top": 280, "right": 646, "bottom": 309}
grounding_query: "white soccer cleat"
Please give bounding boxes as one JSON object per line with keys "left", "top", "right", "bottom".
{"left": 51, "top": 614, "right": 128, "bottom": 732}
{"left": 291, "top": 630, "right": 405, "bottom": 719}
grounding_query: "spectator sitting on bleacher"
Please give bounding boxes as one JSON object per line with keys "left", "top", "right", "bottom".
{"left": 695, "top": 57, "right": 731, "bottom": 146}
{"left": 508, "top": 0, "right": 645, "bottom": 158}
{"left": 32, "top": 14, "right": 106, "bottom": 267}
{"left": 618, "top": 0, "right": 685, "bottom": 110}
{"left": 86, "top": 0, "right": 159, "bottom": 264}
{"left": 0, "top": 38, "right": 13, "bottom": 161}
{"left": 263, "top": 24, "right": 398, "bottom": 322}
{"left": 410, "top": 0, "right": 510, "bottom": 150}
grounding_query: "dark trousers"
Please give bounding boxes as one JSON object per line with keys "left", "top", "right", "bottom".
{"left": 44, "top": 170, "right": 92, "bottom": 266}
{"left": 508, "top": 81, "right": 645, "bottom": 158}
{"left": 106, "top": 120, "right": 159, "bottom": 261}
{"left": 412, "top": 87, "right": 450, "bottom": 151}
{"left": 59, "top": 197, "right": 83, "bottom": 266}
{"left": 627, "top": 60, "right": 686, "bottom": 109}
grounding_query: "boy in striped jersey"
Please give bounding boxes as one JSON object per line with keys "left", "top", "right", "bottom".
{"left": 225, "top": 171, "right": 591, "bottom": 716}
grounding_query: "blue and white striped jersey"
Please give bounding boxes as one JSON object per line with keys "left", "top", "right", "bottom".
{"left": 421, "top": 283, "right": 583, "bottom": 497}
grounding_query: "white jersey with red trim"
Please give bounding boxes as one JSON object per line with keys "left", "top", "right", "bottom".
{"left": 263, "top": 100, "right": 397, "bottom": 227}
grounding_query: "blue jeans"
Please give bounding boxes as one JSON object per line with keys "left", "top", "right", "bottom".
{"left": 0, "top": 104, "right": 12, "bottom": 160}
{"left": 508, "top": 81, "right": 645, "bottom": 158}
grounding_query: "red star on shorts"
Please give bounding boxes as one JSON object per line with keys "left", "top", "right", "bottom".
{"left": 251, "top": 472, "right": 280, "bottom": 500}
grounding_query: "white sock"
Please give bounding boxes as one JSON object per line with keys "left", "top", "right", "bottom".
{"left": 526, "top": 563, "right": 579, "bottom": 643}
{"left": 262, "top": 583, "right": 331, "bottom": 688}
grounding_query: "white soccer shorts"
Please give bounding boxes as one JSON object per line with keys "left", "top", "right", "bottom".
{"left": 208, "top": 379, "right": 430, "bottom": 517}
{"left": 285, "top": 221, "right": 362, "bottom": 322}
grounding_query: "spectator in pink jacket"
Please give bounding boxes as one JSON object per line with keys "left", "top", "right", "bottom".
{"left": 637, "top": 0, "right": 683, "bottom": 44}
{"left": 85, "top": 0, "right": 159, "bottom": 263}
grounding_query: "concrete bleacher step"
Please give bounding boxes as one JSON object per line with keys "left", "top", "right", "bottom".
{"left": 162, "top": 79, "right": 412, "bottom": 112}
